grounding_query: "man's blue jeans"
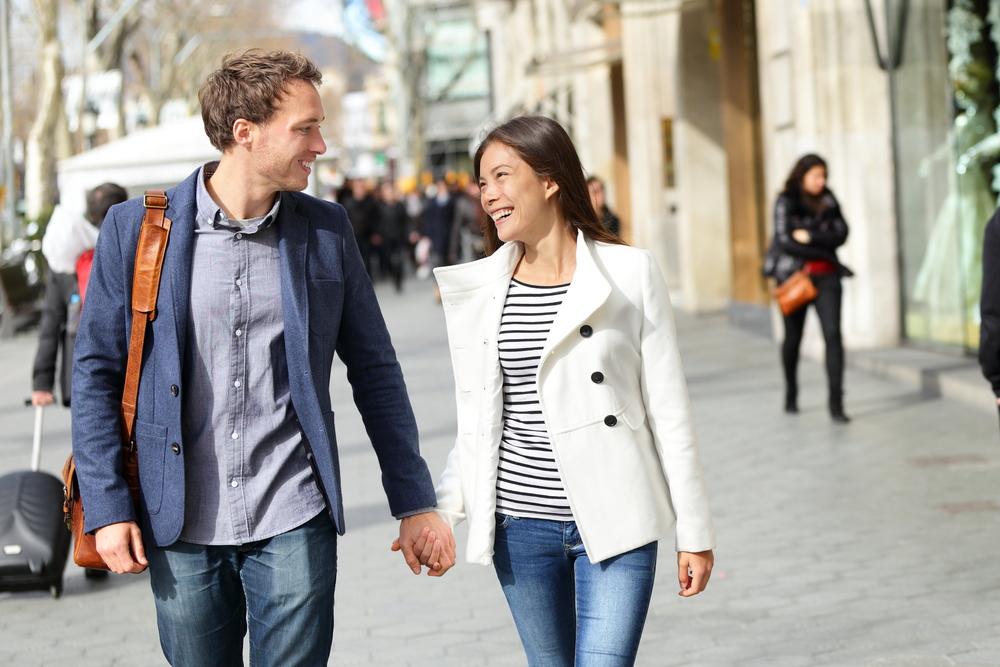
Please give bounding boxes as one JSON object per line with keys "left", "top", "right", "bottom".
{"left": 146, "top": 512, "right": 338, "bottom": 667}
{"left": 492, "top": 514, "right": 657, "bottom": 667}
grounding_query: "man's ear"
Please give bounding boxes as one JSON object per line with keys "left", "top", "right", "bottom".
{"left": 233, "top": 119, "right": 253, "bottom": 149}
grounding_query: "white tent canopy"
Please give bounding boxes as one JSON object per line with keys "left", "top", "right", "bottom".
{"left": 57, "top": 116, "right": 220, "bottom": 214}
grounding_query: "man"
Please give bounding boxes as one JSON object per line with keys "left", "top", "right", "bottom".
{"left": 33, "top": 183, "right": 127, "bottom": 408}
{"left": 586, "top": 175, "right": 621, "bottom": 237}
{"left": 72, "top": 50, "right": 454, "bottom": 666}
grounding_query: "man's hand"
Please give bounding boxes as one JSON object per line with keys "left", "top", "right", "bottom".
{"left": 31, "top": 391, "right": 54, "bottom": 407}
{"left": 390, "top": 511, "right": 456, "bottom": 577}
{"left": 792, "top": 229, "right": 811, "bottom": 244}
{"left": 677, "top": 549, "right": 713, "bottom": 597}
{"left": 95, "top": 521, "right": 148, "bottom": 574}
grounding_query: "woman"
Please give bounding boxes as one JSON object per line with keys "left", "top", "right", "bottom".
{"left": 430, "top": 116, "right": 715, "bottom": 667}
{"left": 764, "top": 154, "right": 853, "bottom": 422}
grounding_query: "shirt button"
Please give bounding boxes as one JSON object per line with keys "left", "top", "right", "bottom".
{"left": 232, "top": 431, "right": 239, "bottom": 439}
{"left": 231, "top": 480, "right": 238, "bottom": 488}
{"left": 171, "top": 443, "right": 181, "bottom": 455}
{"left": 235, "top": 329, "right": 242, "bottom": 337}
{"left": 170, "top": 385, "right": 179, "bottom": 397}
{"left": 591, "top": 372, "right": 604, "bottom": 384}
{"left": 604, "top": 415, "right": 617, "bottom": 427}
{"left": 234, "top": 380, "right": 241, "bottom": 388}
{"left": 235, "top": 233, "right": 243, "bottom": 240}
{"left": 236, "top": 279, "right": 243, "bottom": 286}
{"left": 580, "top": 325, "right": 593, "bottom": 338}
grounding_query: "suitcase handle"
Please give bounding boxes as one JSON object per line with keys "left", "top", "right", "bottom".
{"left": 31, "top": 405, "right": 43, "bottom": 472}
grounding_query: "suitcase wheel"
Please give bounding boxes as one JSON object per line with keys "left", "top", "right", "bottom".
{"left": 50, "top": 579, "right": 62, "bottom": 599}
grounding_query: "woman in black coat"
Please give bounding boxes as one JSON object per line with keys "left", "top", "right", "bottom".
{"left": 765, "top": 154, "right": 854, "bottom": 422}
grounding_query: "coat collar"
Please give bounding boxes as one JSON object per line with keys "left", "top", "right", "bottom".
{"left": 434, "top": 229, "right": 613, "bottom": 354}
{"left": 540, "top": 230, "right": 611, "bottom": 361}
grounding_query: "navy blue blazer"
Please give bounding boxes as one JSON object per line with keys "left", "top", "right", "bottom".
{"left": 71, "top": 169, "right": 437, "bottom": 546}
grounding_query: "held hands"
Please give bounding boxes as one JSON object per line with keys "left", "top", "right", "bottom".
{"left": 677, "top": 549, "right": 713, "bottom": 597}
{"left": 95, "top": 521, "right": 148, "bottom": 574}
{"left": 391, "top": 511, "right": 456, "bottom": 577}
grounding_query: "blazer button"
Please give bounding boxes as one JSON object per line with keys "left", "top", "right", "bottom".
{"left": 580, "top": 325, "right": 593, "bottom": 338}
{"left": 591, "top": 372, "right": 604, "bottom": 384}
{"left": 171, "top": 443, "right": 181, "bottom": 455}
{"left": 170, "top": 385, "right": 179, "bottom": 397}
{"left": 604, "top": 415, "right": 617, "bottom": 427}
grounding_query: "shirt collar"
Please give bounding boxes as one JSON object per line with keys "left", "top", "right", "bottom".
{"left": 195, "top": 161, "right": 281, "bottom": 234}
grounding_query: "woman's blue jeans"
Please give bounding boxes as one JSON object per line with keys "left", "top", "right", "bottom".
{"left": 145, "top": 512, "right": 338, "bottom": 667}
{"left": 492, "top": 514, "right": 657, "bottom": 667}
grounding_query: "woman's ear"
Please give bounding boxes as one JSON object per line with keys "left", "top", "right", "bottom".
{"left": 543, "top": 177, "right": 560, "bottom": 201}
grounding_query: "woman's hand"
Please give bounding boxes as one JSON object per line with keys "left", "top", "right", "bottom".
{"left": 677, "top": 550, "right": 713, "bottom": 597}
{"left": 792, "top": 229, "right": 811, "bottom": 244}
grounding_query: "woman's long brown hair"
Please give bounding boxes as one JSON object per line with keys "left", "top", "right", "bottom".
{"left": 473, "top": 115, "right": 626, "bottom": 256}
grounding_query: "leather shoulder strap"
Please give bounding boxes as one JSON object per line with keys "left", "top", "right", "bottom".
{"left": 120, "top": 190, "right": 172, "bottom": 446}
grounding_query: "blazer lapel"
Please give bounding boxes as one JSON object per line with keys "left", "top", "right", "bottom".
{"left": 277, "top": 193, "right": 310, "bottom": 370}
{"left": 161, "top": 174, "right": 198, "bottom": 361}
{"left": 539, "top": 231, "right": 611, "bottom": 364}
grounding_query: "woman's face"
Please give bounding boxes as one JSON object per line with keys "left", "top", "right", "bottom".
{"left": 478, "top": 142, "right": 560, "bottom": 244}
{"left": 802, "top": 166, "right": 827, "bottom": 197}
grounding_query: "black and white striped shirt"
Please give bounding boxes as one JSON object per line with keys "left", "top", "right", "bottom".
{"left": 495, "top": 278, "right": 574, "bottom": 521}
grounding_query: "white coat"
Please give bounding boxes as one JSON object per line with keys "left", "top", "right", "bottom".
{"left": 432, "top": 230, "right": 716, "bottom": 565}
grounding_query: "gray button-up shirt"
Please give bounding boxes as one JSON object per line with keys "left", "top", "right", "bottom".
{"left": 180, "top": 162, "right": 326, "bottom": 545}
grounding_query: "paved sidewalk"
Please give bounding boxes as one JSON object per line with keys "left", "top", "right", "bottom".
{"left": 2, "top": 278, "right": 999, "bottom": 666}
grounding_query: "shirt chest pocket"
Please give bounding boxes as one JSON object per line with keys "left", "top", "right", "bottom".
{"left": 307, "top": 279, "right": 344, "bottom": 335}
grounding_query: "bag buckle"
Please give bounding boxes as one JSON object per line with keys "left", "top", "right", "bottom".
{"left": 143, "top": 193, "right": 168, "bottom": 210}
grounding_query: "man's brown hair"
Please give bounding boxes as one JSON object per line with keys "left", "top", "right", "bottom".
{"left": 199, "top": 49, "right": 322, "bottom": 152}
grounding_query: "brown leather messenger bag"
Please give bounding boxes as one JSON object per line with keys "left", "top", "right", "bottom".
{"left": 62, "top": 191, "right": 172, "bottom": 570}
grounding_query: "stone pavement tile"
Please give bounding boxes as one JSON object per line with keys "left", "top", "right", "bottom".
{"left": 953, "top": 651, "right": 1000, "bottom": 665}
{"left": 442, "top": 640, "right": 511, "bottom": 665}
{"left": 736, "top": 653, "right": 815, "bottom": 667}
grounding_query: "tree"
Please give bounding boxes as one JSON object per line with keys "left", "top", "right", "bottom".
{"left": 24, "top": 0, "right": 68, "bottom": 222}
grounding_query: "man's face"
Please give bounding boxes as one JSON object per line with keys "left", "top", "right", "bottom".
{"left": 251, "top": 79, "right": 326, "bottom": 192}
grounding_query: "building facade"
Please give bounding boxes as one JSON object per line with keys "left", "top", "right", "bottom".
{"left": 424, "top": 0, "right": 989, "bottom": 354}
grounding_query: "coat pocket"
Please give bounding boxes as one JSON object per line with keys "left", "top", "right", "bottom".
{"left": 620, "top": 392, "right": 648, "bottom": 431}
{"left": 135, "top": 420, "right": 167, "bottom": 515}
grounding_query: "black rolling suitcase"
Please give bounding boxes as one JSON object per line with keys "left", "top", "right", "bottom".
{"left": 0, "top": 406, "right": 70, "bottom": 598}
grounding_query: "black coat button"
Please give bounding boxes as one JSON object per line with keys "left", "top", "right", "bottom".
{"left": 604, "top": 415, "right": 617, "bottom": 427}
{"left": 171, "top": 443, "right": 181, "bottom": 455}
{"left": 591, "top": 372, "right": 604, "bottom": 384}
{"left": 170, "top": 385, "right": 179, "bottom": 397}
{"left": 580, "top": 325, "right": 593, "bottom": 338}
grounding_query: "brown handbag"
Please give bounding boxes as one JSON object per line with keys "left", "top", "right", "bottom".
{"left": 62, "top": 191, "right": 172, "bottom": 571}
{"left": 772, "top": 270, "right": 818, "bottom": 316}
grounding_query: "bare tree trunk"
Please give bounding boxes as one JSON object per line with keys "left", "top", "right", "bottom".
{"left": 25, "top": 0, "right": 64, "bottom": 222}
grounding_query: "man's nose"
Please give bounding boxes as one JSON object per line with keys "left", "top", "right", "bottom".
{"left": 312, "top": 131, "right": 327, "bottom": 156}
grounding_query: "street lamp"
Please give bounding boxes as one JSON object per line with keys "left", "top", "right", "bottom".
{"left": 81, "top": 103, "right": 99, "bottom": 150}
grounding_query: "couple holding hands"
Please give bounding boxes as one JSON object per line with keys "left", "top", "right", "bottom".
{"left": 72, "top": 49, "right": 714, "bottom": 667}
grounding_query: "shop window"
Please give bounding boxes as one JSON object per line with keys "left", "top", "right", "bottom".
{"left": 894, "top": 0, "right": 1000, "bottom": 349}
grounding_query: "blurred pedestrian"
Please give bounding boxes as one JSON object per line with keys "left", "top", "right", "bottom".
{"left": 427, "top": 116, "right": 715, "bottom": 667}
{"left": 343, "top": 178, "right": 379, "bottom": 278}
{"left": 763, "top": 154, "right": 854, "bottom": 422}
{"left": 72, "top": 50, "right": 453, "bottom": 666}
{"left": 422, "top": 178, "right": 455, "bottom": 268}
{"left": 375, "top": 181, "right": 408, "bottom": 291}
{"left": 31, "top": 183, "right": 127, "bottom": 407}
{"left": 586, "top": 175, "right": 621, "bottom": 237}
{"left": 449, "top": 180, "right": 484, "bottom": 264}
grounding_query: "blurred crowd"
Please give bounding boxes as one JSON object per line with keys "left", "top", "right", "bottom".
{"left": 324, "top": 173, "right": 485, "bottom": 293}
